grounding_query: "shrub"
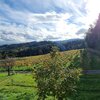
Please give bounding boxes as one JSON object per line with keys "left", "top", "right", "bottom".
{"left": 33, "top": 46, "right": 82, "bottom": 100}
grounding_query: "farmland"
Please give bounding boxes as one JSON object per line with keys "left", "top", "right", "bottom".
{"left": 0, "top": 50, "right": 80, "bottom": 72}
{"left": 0, "top": 49, "right": 81, "bottom": 100}
{"left": 0, "top": 73, "right": 100, "bottom": 100}
{"left": 0, "top": 49, "right": 100, "bottom": 99}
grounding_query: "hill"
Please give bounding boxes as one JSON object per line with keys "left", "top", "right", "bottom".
{"left": 0, "top": 49, "right": 80, "bottom": 68}
{"left": 0, "top": 39, "right": 84, "bottom": 59}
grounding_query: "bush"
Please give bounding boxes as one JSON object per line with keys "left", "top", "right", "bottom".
{"left": 33, "top": 46, "right": 82, "bottom": 100}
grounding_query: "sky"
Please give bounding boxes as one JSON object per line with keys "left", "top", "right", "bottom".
{"left": 0, "top": 0, "right": 100, "bottom": 45}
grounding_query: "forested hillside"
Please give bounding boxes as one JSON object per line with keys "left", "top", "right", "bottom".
{"left": 0, "top": 39, "right": 84, "bottom": 59}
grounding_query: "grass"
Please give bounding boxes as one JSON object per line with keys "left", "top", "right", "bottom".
{"left": 0, "top": 73, "right": 37, "bottom": 100}
{"left": 0, "top": 49, "right": 100, "bottom": 99}
{"left": 0, "top": 73, "right": 100, "bottom": 100}
{"left": 74, "top": 74, "right": 100, "bottom": 100}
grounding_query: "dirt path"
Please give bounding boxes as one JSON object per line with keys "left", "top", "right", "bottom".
{"left": 83, "top": 70, "right": 100, "bottom": 74}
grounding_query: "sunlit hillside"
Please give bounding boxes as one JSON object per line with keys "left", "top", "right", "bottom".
{"left": 0, "top": 49, "right": 80, "bottom": 67}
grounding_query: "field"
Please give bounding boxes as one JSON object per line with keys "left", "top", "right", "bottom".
{"left": 0, "top": 49, "right": 100, "bottom": 99}
{"left": 0, "top": 73, "right": 37, "bottom": 100}
{"left": 14, "top": 49, "right": 80, "bottom": 66}
{"left": 0, "top": 50, "right": 80, "bottom": 72}
{"left": 0, "top": 73, "right": 100, "bottom": 100}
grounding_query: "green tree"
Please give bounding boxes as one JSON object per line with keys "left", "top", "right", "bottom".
{"left": 33, "top": 46, "right": 82, "bottom": 100}
{"left": 83, "top": 14, "right": 100, "bottom": 69}
{"left": 3, "top": 57, "right": 15, "bottom": 76}
{"left": 86, "top": 14, "right": 100, "bottom": 50}
{"left": 80, "top": 49, "right": 91, "bottom": 69}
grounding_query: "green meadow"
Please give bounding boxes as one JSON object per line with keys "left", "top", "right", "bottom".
{"left": 0, "top": 73, "right": 100, "bottom": 100}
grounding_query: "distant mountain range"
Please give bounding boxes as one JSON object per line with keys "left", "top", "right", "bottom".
{"left": 0, "top": 39, "right": 85, "bottom": 59}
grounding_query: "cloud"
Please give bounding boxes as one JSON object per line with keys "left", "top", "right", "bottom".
{"left": 0, "top": 12, "right": 77, "bottom": 42}
{"left": 0, "top": 0, "right": 100, "bottom": 45}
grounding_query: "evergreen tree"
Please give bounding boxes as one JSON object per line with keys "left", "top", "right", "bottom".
{"left": 86, "top": 14, "right": 100, "bottom": 50}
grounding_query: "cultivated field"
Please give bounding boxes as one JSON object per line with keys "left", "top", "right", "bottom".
{"left": 0, "top": 49, "right": 100, "bottom": 99}
{"left": 0, "top": 73, "right": 100, "bottom": 100}
{"left": 0, "top": 50, "right": 80, "bottom": 72}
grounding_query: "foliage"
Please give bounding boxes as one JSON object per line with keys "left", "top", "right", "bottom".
{"left": 0, "top": 50, "right": 80, "bottom": 71}
{"left": 68, "top": 53, "right": 81, "bottom": 68}
{"left": 1, "top": 57, "right": 16, "bottom": 76}
{"left": 81, "top": 14, "right": 100, "bottom": 69}
{"left": 85, "top": 14, "right": 100, "bottom": 50}
{"left": 0, "top": 40, "right": 84, "bottom": 58}
{"left": 80, "top": 49, "right": 90, "bottom": 69}
{"left": 34, "top": 46, "right": 82, "bottom": 100}
{"left": 79, "top": 49, "right": 100, "bottom": 70}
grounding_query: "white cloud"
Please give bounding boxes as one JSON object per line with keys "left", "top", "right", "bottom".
{"left": 0, "top": 0, "right": 100, "bottom": 45}
{"left": 1, "top": 11, "right": 82, "bottom": 43}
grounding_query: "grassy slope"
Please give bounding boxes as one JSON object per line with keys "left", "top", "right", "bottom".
{"left": 9, "top": 49, "right": 100, "bottom": 70}
{"left": 0, "top": 73, "right": 100, "bottom": 100}
{"left": 0, "top": 50, "right": 80, "bottom": 71}
{"left": 1, "top": 49, "right": 100, "bottom": 70}
{"left": 14, "top": 49, "right": 100, "bottom": 70}
{"left": 15, "top": 49, "right": 80, "bottom": 65}
{"left": 0, "top": 73, "right": 37, "bottom": 100}
{"left": 0, "top": 49, "right": 100, "bottom": 99}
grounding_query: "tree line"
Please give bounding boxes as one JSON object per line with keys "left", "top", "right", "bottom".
{"left": 0, "top": 40, "right": 84, "bottom": 59}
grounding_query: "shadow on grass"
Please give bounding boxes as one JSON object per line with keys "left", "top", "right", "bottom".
{"left": 6, "top": 84, "right": 36, "bottom": 88}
